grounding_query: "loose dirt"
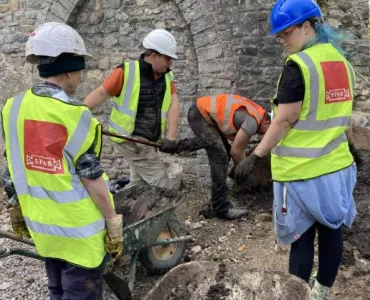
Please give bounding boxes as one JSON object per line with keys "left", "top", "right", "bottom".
{"left": 123, "top": 151, "right": 370, "bottom": 300}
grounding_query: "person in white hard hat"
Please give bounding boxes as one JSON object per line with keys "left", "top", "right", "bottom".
{"left": 84, "top": 28, "right": 180, "bottom": 192}
{"left": 2, "top": 22, "right": 122, "bottom": 299}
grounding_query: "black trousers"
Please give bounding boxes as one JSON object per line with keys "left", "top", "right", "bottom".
{"left": 45, "top": 258, "right": 105, "bottom": 300}
{"left": 187, "top": 105, "right": 231, "bottom": 216}
{"left": 289, "top": 222, "right": 343, "bottom": 287}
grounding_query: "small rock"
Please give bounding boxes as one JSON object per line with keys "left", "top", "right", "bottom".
{"left": 184, "top": 220, "right": 192, "bottom": 228}
{"left": 218, "top": 236, "right": 228, "bottom": 243}
{"left": 192, "top": 222, "right": 203, "bottom": 230}
{"left": 191, "top": 245, "right": 202, "bottom": 254}
{"left": 0, "top": 282, "right": 12, "bottom": 290}
{"left": 238, "top": 244, "right": 246, "bottom": 252}
{"left": 1, "top": 224, "right": 11, "bottom": 231}
{"left": 255, "top": 213, "right": 272, "bottom": 222}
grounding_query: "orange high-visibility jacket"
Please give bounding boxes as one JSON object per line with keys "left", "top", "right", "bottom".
{"left": 196, "top": 94, "right": 266, "bottom": 140}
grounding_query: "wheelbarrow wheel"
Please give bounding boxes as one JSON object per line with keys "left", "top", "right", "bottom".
{"left": 139, "top": 218, "right": 186, "bottom": 275}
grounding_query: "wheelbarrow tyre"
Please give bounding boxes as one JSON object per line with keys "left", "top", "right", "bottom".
{"left": 139, "top": 218, "right": 186, "bottom": 275}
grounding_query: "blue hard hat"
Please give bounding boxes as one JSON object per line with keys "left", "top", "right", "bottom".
{"left": 269, "top": 0, "right": 323, "bottom": 35}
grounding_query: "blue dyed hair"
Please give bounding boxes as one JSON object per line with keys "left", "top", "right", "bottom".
{"left": 309, "top": 18, "right": 355, "bottom": 58}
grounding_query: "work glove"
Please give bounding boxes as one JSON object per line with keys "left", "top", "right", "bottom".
{"left": 234, "top": 153, "right": 260, "bottom": 184}
{"left": 348, "top": 142, "right": 362, "bottom": 167}
{"left": 9, "top": 205, "right": 31, "bottom": 239}
{"left": 160, "top": 137, "right": 177, "bottom": 154}
{"left": 105, "top": 214, "right": 124, "bottom": 262}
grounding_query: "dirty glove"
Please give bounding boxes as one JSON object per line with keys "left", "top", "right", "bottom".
{"left": 160, "top": 137, "right": 177, "bottom": 154}
{"left": 348, "top": 142, "right": 362, "bottom": 167}
{"left": 234, "top": 153, "right": 260, "bottom": 184}
{"left": 105, "top": 214, "right": 123, "bottom": 262}
{"left": 228, "top": 165, "right": 236, "bottom": 180}
{"left": 9, "top": 205, "right": 31, "bottom": 239}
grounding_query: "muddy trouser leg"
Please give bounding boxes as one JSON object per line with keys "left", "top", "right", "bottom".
{"left": 289, "top": 223, "right": 316, "bottom": 283}
{"left": 63, "top": 261, "right": 104, "bottom": 300}
{"left": 188, "top": 105, "right": 231, "bottom": 216}
{"left": 316, "top": 223, "right": 343, "bottom": 287}
{"left": 45, "top": 258, "right": 104, "bottom": 300}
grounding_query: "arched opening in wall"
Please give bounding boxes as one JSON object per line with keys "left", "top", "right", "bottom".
{"left": 67, "top": 0, "right": 198, "bottom": 128}
{"left": 63, "top": 0, "right": 198, "bottom": 178}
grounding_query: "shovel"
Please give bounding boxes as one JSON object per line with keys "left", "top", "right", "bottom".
{"left": 0, "top": 230, "right": 133, "bottom": 300}
{"left": 103, "top": 272, "right": 133, "bottom": 300}
{"left": 102, "top": 129, "right": 162, "bottom": 148}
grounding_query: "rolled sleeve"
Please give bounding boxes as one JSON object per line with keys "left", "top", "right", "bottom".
{"left": 75, "top": 152, "right": 104, "bottom": 180}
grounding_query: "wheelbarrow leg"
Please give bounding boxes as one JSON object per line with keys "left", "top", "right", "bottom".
{"left": 128, "top": 251, "right": 139, "bottom": 292}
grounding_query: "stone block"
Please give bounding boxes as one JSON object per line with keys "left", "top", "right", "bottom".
{"left": 352, "top": 125, "right": 370, "bottom": 151}
{"left": 8, "top": 0, "right": 19, "bottom": 12}
{"left": 89, "top": 10, "right": 104, "bottom": 25}
{"left": 99, "top": 57, "right": 110, "bottom": 70}
{"left": 50, "top": 2, "right": 70, "bottom": 22}
{"left": 0, "top": 5, "right": 8, "bottom": 13}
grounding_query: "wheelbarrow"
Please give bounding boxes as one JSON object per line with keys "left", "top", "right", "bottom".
{"left": 0, "top": 196, "right": 192, "bottom": 300}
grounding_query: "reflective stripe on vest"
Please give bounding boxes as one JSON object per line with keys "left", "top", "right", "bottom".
{"left": 25, "top": 217, "right": 105, "bottom": 238}
{"left": 272, "top": 52, "right": 351, "bottom": 158}
{"left": 9, "top": 93, "right": 109, "bottom": 202}
{"left": 109, "top": 61, "right": 172, "bottom": 141}
{"left": 273, "top": 133, "right": 347, "bottom": 158}
{"left": 209, "top": 94, "right": 264, "bottom": 135}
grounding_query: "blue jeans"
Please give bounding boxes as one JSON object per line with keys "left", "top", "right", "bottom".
{"left": 45, "top": 258, "right": 105, "bottom": 300}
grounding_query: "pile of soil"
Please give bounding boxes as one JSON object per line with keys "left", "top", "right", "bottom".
{"left": 114, "top": 184, "right": 183, "bottom": 228}
{"left": 143, "top": 261, "right": 310, "bottom": 300}
{"left": 343, "top": 151, "right": 370, "bottom": 260}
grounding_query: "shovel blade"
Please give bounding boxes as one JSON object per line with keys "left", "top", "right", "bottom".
{"left": 103, "top": 272, "right": 133, "bottom": 300}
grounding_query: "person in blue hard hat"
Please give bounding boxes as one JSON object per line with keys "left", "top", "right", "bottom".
{"left": 234, "top": 1, "right": 358, "bottom": 299}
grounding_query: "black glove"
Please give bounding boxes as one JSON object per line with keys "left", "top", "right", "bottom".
{"left": 160, "top": 137, "right": 177, "bottom": 154}
{"left": 234, "top": 154, "right": 260, "bottom": 183}
{"left": 348, "top": 142, "right": 362, "bottom": 167}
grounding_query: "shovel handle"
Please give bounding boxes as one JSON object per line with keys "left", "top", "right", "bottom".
{"left": 0, "top": 230, "right": 35, "bottom": 247}
{"left": 102, "top": 130, "right": 162, "bottom": 148}
{"left": 0, "top": 247, "right": 44, "bottom": 261}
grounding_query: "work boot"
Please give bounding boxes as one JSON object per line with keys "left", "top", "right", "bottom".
{"left": 310, "top": 280, "right": 331, "bottom": 300}
{"left": 218, "top": 208, "right": 248, "bottom": 220}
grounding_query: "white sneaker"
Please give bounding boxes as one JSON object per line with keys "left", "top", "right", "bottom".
{"left": 310, "top": 280, "right": 331, "bottom": 300}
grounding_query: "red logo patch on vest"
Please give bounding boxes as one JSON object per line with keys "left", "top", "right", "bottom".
{"left": 321, "top": 61, "right": 352, "bottom": 104}
{"left": 24, "top": 120, "right": 67, "bottom": 174}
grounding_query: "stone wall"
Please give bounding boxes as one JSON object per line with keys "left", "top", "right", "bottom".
{"left": 0, "top": 0, "right": 368, "bottom": 183}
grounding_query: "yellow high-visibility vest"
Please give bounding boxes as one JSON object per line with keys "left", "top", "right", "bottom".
{"left": 2, "top": 90, "right": 114, "bottom": 268}
{"left": 108, "top": 61, "right": 173, "bottom": 143}
{"left": 271, "top": 43, "right": 355, "bottom": 181}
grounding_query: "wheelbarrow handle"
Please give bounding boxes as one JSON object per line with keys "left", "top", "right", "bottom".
{"left": 0, "top": 247, "right": 44, "bottom": 261}
{"left": 0, "top": 230, "right": 35, "bottom": 246}
{"left": 102, "top": 130, "right": 162, "bottom": 148}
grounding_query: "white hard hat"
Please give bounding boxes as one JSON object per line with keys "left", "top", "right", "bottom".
{"left": 142, "top": 29, "right": 178, "bottom": 59}
{"left": 26, "top": 22, "right": 92, "bottom": 64}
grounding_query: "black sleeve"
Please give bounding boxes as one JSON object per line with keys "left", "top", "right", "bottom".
{"left": 276, "top": 61, "right": 305, "bottom": 104}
